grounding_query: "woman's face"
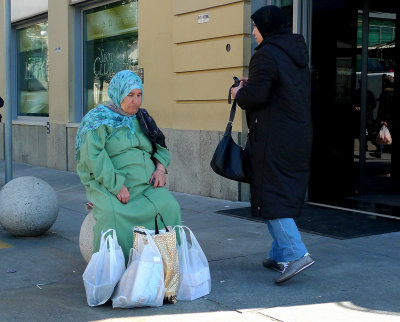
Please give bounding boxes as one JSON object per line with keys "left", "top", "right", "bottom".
{"left": 252, "top": 24, "right": 263, "bottom": 45}
{"left": 120, "top": 89, "right": 142, "bottom": 115}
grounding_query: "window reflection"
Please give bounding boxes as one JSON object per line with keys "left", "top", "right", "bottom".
{"left": 17, "top": 21, "right": 49, "bottom": 116}
{"left": 83, "top": 0, "right": 139, "bottom": 114}
{"left": 356, "top": 11, "right": 395, "bottom": 161}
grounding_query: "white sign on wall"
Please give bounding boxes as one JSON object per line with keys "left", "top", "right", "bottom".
{"left": 197, "top": 13, "right": 210, "bottom": 24}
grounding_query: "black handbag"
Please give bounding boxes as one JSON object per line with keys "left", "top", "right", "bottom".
{"left": 210, "top": 100, "right": 251, "bottom": 183}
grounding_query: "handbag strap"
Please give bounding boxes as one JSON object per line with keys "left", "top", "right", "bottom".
{"left": 223, "top": 100, "right": 237, "bottom": 137}
{"left": 228, "top": 100, "right": 237, "bottom": 124}
{"left": 154, "top": 213, "right": 169, "bottom": 235}
{"left": 226, "top": 76, "right": 240, "bottom": 128}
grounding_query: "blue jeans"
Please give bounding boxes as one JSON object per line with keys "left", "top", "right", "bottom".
{"left": 267, "top": 218, "right": 308, "bottom": 263}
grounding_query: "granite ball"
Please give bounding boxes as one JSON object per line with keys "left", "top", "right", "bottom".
{"left": 0, "top": 176, "right": 59, "bottom": 237}
{"left": 79, "top": 210, "right": 95, "bottom": 263}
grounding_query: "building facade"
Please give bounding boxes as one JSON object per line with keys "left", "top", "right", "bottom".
{"left": 1, "top": 0, "right": 399, "bottom": 212}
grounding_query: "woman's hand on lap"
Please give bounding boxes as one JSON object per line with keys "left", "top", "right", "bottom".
{"left": 150, "top": 169, "right": 166, "bottom": 188}
{"left": 117, "top": 185, "right": 130, "bottom": 204}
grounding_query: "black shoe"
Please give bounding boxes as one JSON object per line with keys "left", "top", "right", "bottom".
{"left": 369, "top": 152, "right": 382, "bottom": 159}
{"left": 262, "top": 258, "right": 285, "bottom": 273}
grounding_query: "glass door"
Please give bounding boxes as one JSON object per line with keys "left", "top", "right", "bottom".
{"left": 308, "top": 0, "right": 399, "bottom": 210}
{"left": 308, "top": 0, "right": 357, "bottom": 204}
{"left": 352, "top": 2, "right": 398, "bottom": 207}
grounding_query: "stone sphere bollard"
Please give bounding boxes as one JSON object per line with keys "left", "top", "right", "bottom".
{"left": 79, "top": 210, "right": 95, "bottom": 263}
{"left": 0, "top": 176, "right": 58, "bottom": 237}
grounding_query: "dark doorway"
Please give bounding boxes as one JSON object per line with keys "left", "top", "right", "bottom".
{"left": 309, "top": 0, "right": 400, "bottom": 213}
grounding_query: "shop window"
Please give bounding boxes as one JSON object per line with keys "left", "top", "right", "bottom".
{"left": 83, "top": 0, "right": 138, "bottom": 114}
{"left": 17, "top": 21, "right": 49, "bottom": 117}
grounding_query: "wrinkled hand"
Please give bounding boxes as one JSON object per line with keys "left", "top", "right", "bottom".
{"left": 230, "top": 81, "right": 244, "bottom": 99}
{"left": 150, "top": 169, "right": 166, "bottom": 188}
{"left": 117, "top": 185, "right": 130, "bottom": 204}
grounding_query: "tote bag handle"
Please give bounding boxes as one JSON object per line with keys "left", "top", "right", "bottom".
{"left": 154, "top": 213, "right": 169, "bottom": 234}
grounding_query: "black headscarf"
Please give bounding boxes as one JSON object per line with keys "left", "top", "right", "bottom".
{"left": 103, "top": 102, "right": 167, "bottom": 157}
{"left": 136, "top": 108, "right": 166, "bottom": 149}
{"left": 251, "top": 5, "right": 290, "bottom": 37}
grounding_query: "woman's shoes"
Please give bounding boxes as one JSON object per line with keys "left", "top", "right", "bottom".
{"left": 275, "top": 254, "right": 314, "bottom": 284}
{"left": 262, "top": 258, "right": 285, "bottom": 273}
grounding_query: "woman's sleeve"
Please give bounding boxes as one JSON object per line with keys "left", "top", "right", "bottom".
{"left": 78, "top": 126, "right": 126, "bottom": 195}
{"left": 235, "top": 50, "right": 278, "bottom": 111}
{"left": 153, "top": 143, "right": 171, "bottom": 169}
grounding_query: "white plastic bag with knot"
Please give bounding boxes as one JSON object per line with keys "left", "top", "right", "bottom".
{"left": 83, "top": 229, "right": 126, "bottom": 306}
{"left": 174, "top": 225, "right": 211, "bottom": 301}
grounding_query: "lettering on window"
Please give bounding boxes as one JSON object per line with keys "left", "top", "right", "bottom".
{"left": 24, "top": 57, "right": 48, "bottom": 81}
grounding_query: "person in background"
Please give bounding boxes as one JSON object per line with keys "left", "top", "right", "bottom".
{"left": 353, "top": 79, "right": 377, "bottom": 143}
{"left": 370, "top": 74, "right": 394, "bottom": 158}
{"left": 75, "top": 70, "right": 181, "bottom": 264}
{"left": 231, "top": 5, "right": 314, "bottom": 284}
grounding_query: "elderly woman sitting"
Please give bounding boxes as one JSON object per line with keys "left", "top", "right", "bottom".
{"left": 75, "top": 70, "right": 181, "bottom": 263}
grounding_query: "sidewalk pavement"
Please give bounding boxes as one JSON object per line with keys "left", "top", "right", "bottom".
{"left": 0, "top": 161, "right": 399, "bottom": 322}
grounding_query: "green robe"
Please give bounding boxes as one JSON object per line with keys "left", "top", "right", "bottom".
{"left": 77, "top": 117, "right": 182, "bottom": 263}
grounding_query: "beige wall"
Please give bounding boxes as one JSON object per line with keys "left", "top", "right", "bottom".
{"left": 0, "top": 0, "right": 252, "bottom": 200}
{"left": 134, "top": 0, "right": 251, "bottom": 199}
{"left": 48, "top": 0, "right": 72, "bottom": 125}
{"left": 138, "top": 0, "right": 175, "bottom": 128}
{"left": 172, "top": 0, "right": 251, "bottom": 132}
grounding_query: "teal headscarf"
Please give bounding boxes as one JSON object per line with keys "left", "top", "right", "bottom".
{"left": 75, "top": 70, "right": 143, "bottom": 159}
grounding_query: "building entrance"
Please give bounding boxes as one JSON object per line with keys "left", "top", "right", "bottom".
{"left": 308, "top": 0, "right": 400, "bottom": 216}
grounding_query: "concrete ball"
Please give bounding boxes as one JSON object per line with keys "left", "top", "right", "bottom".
{"left": 79, "top": 210, "right": 95, "bottom": 263}
{"left": 0, "top": 176, "right": 59, "bottom": 237}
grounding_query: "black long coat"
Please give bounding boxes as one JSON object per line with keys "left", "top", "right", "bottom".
{"left": 235, "top": 28, "right": 312, "bottom": 220}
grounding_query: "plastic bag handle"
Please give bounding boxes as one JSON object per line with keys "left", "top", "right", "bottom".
{"left": 173, "top": 225, "right": 192, "bottom": 234}
{"left": 106, "top": 234, "right": 117, "bottom": 279}
{"left": 173, "top": 225, "right": 193, "bottom": 248}
{"left": 100, "top": 229, "right": 118, "bottom": 279}
{"left": 154, "top": 213, "right": 169, "bottom": 235}
{"left": 99, "top": 228, "right": 114, "bottom": 249}
{"left": 173, "top": 225, "right": 207, "bottom": 261}
{"left": 173, "top": 226, "right": 190, "bottom": 266}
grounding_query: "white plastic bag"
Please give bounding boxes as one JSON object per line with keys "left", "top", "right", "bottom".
{"left": 112, "top": 228, "right": 165, "bottom": 308}
{"left": 174, "top": 225, "right": 211, "bottom": 301}
{"left": 376, "top": 125, "right": 392, "bottom": 145}
{"left": 82, "top": 229, "right": 126, "bottom": 306}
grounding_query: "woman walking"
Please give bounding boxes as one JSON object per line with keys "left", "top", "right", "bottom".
{"left": 231, "top": 5, "right": 314, "bottom": 284}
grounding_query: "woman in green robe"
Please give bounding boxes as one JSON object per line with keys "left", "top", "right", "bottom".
{"left": 75, "top": 70, "right": 181, "bottom": 263}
